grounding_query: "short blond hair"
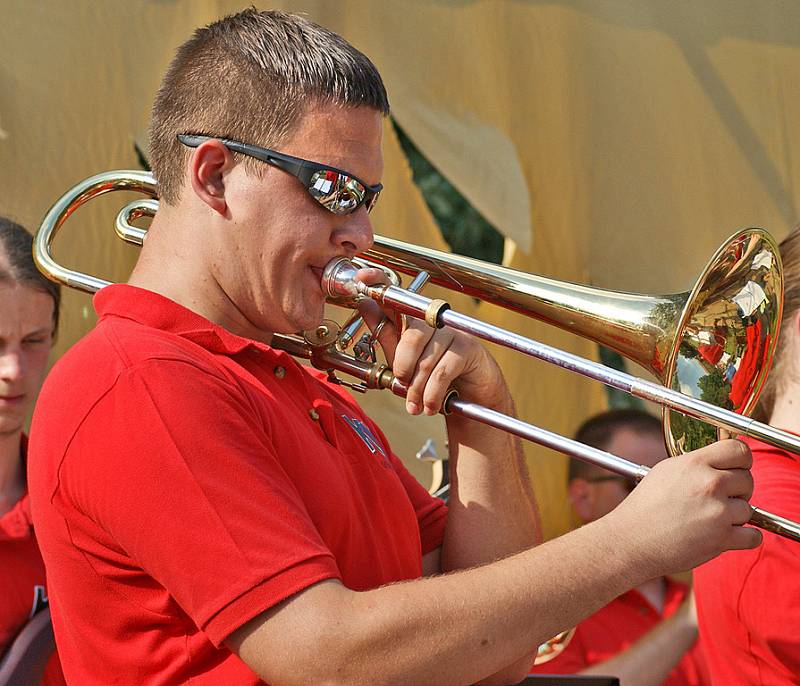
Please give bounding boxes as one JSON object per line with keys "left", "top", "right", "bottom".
{"left": 149, "top": 8, "right": 390, "bottom": 205}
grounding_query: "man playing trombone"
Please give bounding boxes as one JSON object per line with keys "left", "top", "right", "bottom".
{"left": 29, "top": 9, "right": 761, "bottom": 685}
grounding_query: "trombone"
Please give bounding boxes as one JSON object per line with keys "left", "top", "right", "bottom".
{"left": 34, "top": 170, "right": 800, "bottom": 543}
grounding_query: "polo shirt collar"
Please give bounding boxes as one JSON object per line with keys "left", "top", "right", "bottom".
{"left": 94, "top": 284, "right": 266, "bottom": 356}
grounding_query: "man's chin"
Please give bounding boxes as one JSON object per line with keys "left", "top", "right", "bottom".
{"left": 277, "top": 312, "right": 326, "bottom": 336}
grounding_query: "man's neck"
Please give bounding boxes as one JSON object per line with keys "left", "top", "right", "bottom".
{"left": 128, "top": 211, "right": 271, "bottom": 344}
{"left": 0, "top": 430, "right": 25, "bottom": 514}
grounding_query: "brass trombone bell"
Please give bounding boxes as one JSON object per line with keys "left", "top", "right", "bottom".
{"left": 361, "top": 234, "right": 783, "bottom": 456}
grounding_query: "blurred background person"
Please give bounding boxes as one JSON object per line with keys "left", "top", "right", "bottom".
{"left": 0, "top": 217, "right": 63, "bottom": 684}
{"left": 695, "top": 226, "right": 800, "bottom": 684}
{"left": 529, "top": 408, "right": 709, "bottom": 685}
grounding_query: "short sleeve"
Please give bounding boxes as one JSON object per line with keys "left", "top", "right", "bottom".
{"left": 62, "top": 359, "right": 341, "bottom": 646}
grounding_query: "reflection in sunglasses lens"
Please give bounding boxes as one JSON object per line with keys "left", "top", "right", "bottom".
{"left": 309, "top": 170, "right": 366, "bottom": 215}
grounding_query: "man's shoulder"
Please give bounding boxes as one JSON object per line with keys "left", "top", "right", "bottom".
{"left": 53, "top": 314, "right": 224, "bottom": 384}
{"left": 36, "top": 315, "right": 236, "bottom": 439}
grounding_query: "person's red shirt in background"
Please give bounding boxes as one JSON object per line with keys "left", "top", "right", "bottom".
{"left": 0, "top": 438, "right": 64, "bottom": 685}
{"left": 695, "top": 437, "right": 800, "bottom": 685}
{"left": 528, "top": 577, "right": 709, "bottom": 686}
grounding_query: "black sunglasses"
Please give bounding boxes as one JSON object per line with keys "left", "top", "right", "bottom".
{"left": 177, "top": 134, "right": 382, "bottom": 216}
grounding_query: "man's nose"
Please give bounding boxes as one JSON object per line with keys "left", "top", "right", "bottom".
{"left": 335, "top": 209, "right": 374, "bottom": 257}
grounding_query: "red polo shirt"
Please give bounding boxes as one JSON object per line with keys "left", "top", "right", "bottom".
{"left": 695, "top": 436, "right": 800, "bottom": 685}
{"left": 0, "top": 469, "right": 45, "bottom": 653}
{"left": 28, "top": 284, "right": 447, "bottom": 685}
{"left": 527, "top": 578, "right": 709, "bottom": 685}
{"left": 0, "top": 437, "right": 64, "bottom": 685}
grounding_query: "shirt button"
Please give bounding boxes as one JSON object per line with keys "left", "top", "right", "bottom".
{"left": 274, "top": 366, "right": 286, "bottom": 379}
{"left": 309, "top": 409, "right": 320, "bottom": 421}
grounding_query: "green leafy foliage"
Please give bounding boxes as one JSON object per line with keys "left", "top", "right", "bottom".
{"left": 392, "top": 120, "right": 504, "bottom": 265}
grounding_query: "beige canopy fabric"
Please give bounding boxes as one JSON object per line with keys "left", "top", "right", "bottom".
{"left": 3, "top": 1, "right": 799, "bottom": 540}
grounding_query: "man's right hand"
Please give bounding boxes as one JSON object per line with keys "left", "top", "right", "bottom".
{"left": 608, "top": 438, "right": 761, "bottom": 577}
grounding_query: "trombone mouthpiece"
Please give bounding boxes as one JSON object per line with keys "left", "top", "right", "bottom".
{"left": 322, "top": 257, "right": 362, "bottom": 301}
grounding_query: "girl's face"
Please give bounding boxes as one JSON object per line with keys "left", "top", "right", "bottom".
{"left": 0, "top": 283, "right": 54, "bottom": 435}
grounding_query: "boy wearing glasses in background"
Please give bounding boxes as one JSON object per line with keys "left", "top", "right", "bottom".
{"left": 29, "top": 9, "right": 761, "bottom": 685}
{"left": 529, "top": 409, "right": 709, "bottom": 686}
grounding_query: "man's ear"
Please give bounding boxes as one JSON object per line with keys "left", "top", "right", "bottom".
{"left": 567, "top": 478, "right": 594, "bottom": 523}
{"left": 188, "top": 140, "right": 234, "bottom": 215}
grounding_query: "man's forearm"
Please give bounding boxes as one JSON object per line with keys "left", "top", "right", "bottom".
{"left": 232, "top": 514, "right": 653, "bottom": 686}
{"left": 441, "top": 398, "right": 541, "bottom": 574}
{"left": 435, "top": 394, "right": 542, "bottom": 683}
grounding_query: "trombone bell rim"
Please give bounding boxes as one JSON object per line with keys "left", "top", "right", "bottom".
{"left": 661, "top": 228, "right": 783, "bottom": 455}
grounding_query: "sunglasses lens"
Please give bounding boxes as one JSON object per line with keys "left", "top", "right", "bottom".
{"left": 309, "top": 170, "right": 365, "bottom": 215}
